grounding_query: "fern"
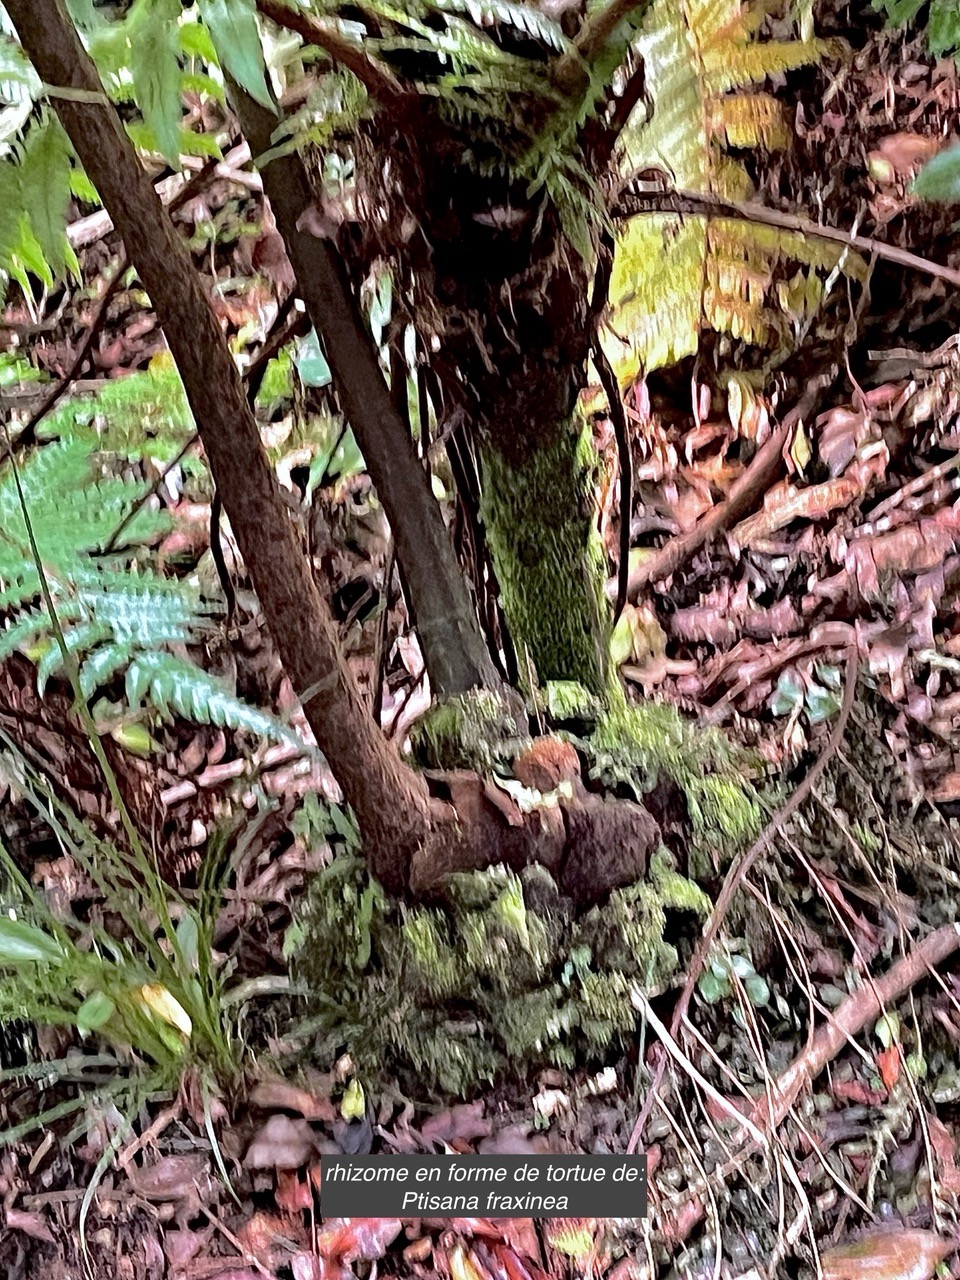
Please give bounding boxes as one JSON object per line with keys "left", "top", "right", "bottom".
{"left": 0, "top": 421, "right": 298, "bottom": 749}
{"left": 604, "top": 0, "right": 856, "bottom": 379}
{"left": 126, "top": 651, "right": 301, "bottom": 746}
{"left": 41, "top": 362, "right": 197, "bottom": 461}
{"left": 430, "top": 0, "right": 573, "bottom": 52}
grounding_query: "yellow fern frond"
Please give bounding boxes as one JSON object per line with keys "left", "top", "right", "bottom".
{"left": 604, "top": 0, "right": 858, "bottom": 380}
{"left": 708, "top": 94, "right": 790, "bottom": 150}
{"left": 701, "top": 38, "right": 827, "bottom": 94}
{"left": 604, "top": 216, "right": 707, "bottom": 375}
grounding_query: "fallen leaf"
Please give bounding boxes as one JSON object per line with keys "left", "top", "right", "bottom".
{"left": 877, "top": 1045, "right": 901, "bottom": 1090}
{"left": 250, "top": 1074, "right": 335, "bottom": 1122}
{"left": 5, "top": 1207, "right": 55, "bottom": 1243}
{"left": 421, "top": 1101, "right": 492, "bottom": 1149}
{"left": 820, "top": 1228, "right": 954, "bottom": 1280}
{"left": 127, "top": 1153, "right": 208, "bottom": 1201}
{"left": 276, "top": 1167, "right": 315, "bottom": 1215}
{"left": 927, "top": 1114, "right": 960, "bottom": 1195}
{"left": 317, "top": 1217, "right": 402, "bottom": 1264}
{"left": 244, "top": 1114, "right": 321, "bottom": 1170}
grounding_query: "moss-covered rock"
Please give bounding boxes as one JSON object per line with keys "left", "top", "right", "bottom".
{"left": 290, "top": 845, "right": 709, "bottom": 1096}
{"left": 587, "top": 699, "right": 763, "bottom": 864}
{"left": 409, "top": 689, "right": 527, "bottom": 773}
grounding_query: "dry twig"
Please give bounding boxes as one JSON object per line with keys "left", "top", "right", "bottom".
{"left": 624, "top": 371, "right": 835, "bottom": 598}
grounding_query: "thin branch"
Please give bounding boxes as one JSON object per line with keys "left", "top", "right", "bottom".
{"left": 3, "top": 151, "right": 233, "bottom": 460}
{"left": 622, "top": 370, "right": 835, "bottom": 599}
{"left": 592, "top": 338, "right": 631, "bottom": 625}
{"left": 3, "top": 266, "right": 127, "bottom": 456}
{"left": 614, "top": 185, "right": 960, "bottom": 290}
{"left": 554, "top": 0, "right": 652, "bottom": 92}
{"left": 755, "top": 920, "right": 960, "bottom": 1130}
{"left": 255, "top": 0, "right": 407, "bottom": 105}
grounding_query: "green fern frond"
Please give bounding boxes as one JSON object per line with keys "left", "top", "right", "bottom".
{"left": 79, "top": 641, "right": 139, "bottom": 698}
{"left": 431, "top": 0, "right": 572, "bottom": 52}
{"left": 41, "top": 363, "right": 195, "bottom": 460}
{"left": 0, "top": 423, "right": 294, "bottom": 747}
{"left": 0, "top": 436, "right": 168, "bottom": 591}
{"left": 126, "top": 651, "right": 300, "bottom": 747}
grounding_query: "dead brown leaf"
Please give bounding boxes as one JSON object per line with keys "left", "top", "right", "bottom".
{"left": 244, "top": 1114, "right": 322, "bottom": 1170}
{"left": 420, "top": 1101, "right": 492, "bottom": 1150}
{"left": 820, "top": 1228, "right": 954, "bottom": 1280}
{"left": 250, "top": 1074, "right": 336, "bottom": 1122}
{"left": 5, "top": 1206, "right": 56, "bottom": 1243}
{"left": 127, "top": 1153, "right": 209, "bottom": 1202}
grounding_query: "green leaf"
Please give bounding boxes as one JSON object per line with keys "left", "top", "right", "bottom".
{"left": 17, "top": 113, "right": 74, "bottom": 279}
{"left": 198, "top": 0, "right": 274, "bottom": 110}
{"left": 0, "top": 917, "right": 64, "bottom": 965}
{"left": 912, "top": 143, "right": 960, "bottom": 204}
{"left": 697, "top": 971, "right": 727, "bottom": 1003}
{"left": 179, "top": 20, "right": 220, "bottom": 65}
{"left": 928, "top": 0, "right": 960, "bottom": 58}
{"left": 871, "top": 0, "right": 924, "bottom": 23}
{"left": 769, "top": 667, "right": 804, "bottom": 717}
{"left": 110, "top": 721, "right": 158, "bottom": 756}
{"left": 876, "top": 1011, "right": 900, "bottom": 1049}
{"left": 744, "top": 975, "right": 769, "bottom": 1007}
{"left": 610, "top": 612, "right": 634, "bottom": 667}
{"left": 76, "top": 991, "right": 116, "bottom": 1032}
{"left": 129, "top": 0, "right": 183, "bottom": 167}
{"left": 805, "top": 682, "right": 841, "bottom": 725}
{"left": 296, "top": 329, "right": 332, "bottom": 388}
{"left": 175, "top": 912, "right": 200, "bottom": 970}
{"left": 65, "top": 0, "right": 103, "bottom": 30}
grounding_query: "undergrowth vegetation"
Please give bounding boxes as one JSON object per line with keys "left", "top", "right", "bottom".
{"left": 0, "top": 366, "right": 300, "bottom": 747}
{"left": 290, "top": 840, "right": 709, "bottom": 1095}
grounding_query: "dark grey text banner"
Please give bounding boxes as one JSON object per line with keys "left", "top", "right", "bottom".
{"left": 320, "top": 1155, "right": 647, "bottom": 1218}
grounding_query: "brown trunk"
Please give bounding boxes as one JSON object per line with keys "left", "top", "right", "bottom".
{"left": 229, "top": 85, "right": 499, "bottom": 700}
{"left": 7, "top": 0, "right": 430, "bottom": 892}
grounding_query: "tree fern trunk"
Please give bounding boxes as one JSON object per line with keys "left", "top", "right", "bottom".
{"left": 480, "top": 415, "right": 612, "bottom": 698}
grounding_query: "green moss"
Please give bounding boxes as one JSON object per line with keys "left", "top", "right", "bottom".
{"left": 545, "top": 679, "right": 604, "bottom": 729}
{"left": 292, "top": 849, "right": 708, "bottom": 1096}
{"left": 409, "top": 690, "right": 526, "bottom": 772}
{"left": 480, "top": 419, "right": 611, "bottom": 697}
{"left": 588, "top": 700, "right": 762, "bottom": 858}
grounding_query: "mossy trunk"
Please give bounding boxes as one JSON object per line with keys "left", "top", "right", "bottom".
{"left": 480, "top": 414, "right": 612, "bottom": 699}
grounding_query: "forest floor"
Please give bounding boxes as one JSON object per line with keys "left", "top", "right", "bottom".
{"left": 2, "top": 0, "right": 960, "bottom": 1278}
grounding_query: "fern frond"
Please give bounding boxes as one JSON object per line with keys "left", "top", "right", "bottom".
{"left": 606, "top": 0, "right": 858, "bottom": 377}
{"left": 36, "top": 622, "right": 111, "bottom": 695}
{"left": 41, "top": 364, "right": 195, "bottom": 460}
{"left": 707, "top": 93, "right": 790, "bottom": 150}
{"left": 0, "top": 436, "right": 168, "bottom": 589}
{"left": 126, "top": 652, "right": 301, "bottom": 747}
{"left": 701, "top": 38, "right": 827, "bottom": 94}
{"left": 431, "top": 0, "right": 573, "bottom": 51}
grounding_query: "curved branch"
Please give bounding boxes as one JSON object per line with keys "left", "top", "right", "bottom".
{"left": 255, "top": 0, "right": 407, "bottom": 106}
{"left": 554, "top": 0, "right": 652, "bottom": 93}
{"left": 614, "top": 186, "right": 960, "bottom": 290}
{"left": 9, "top": 0, "right": 432, "bottom": 893}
